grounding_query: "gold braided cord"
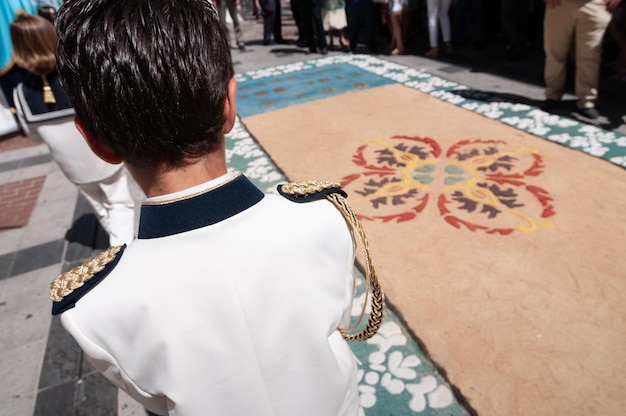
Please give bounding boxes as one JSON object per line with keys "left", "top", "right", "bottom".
{"left": 49, "top": 245, "right": 123, "bottom": 302}
{"left": 280, "top": 180, "right": 341, "bottom": 197}
{"left": 280, "top": 180, "right": 385, "bottom": 342}
{"left": 325, "top": 192, "right": 385, "bottom": 342}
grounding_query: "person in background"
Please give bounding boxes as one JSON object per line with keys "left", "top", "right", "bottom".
{"left": 37, "top": 5, "right": 57, "bottom": 23}
{"left": 501, "top": 0, "right": 531, "bottom": 58}
{"left": 291, "top": 0, "right": 307, "bottom": 46}
{"left": 217, "top": 0, "right": 246, "bottom": 50}
{"left": 608, "top": 0, "right": 626, "bottom": 80}
{"left": 50, "top": 0, "right": 360, "bottom": 415}
{"left": 302, "top": 0, "right": 328, "bottom": 53}
{"left": 260, "top": 0, "right": 285, "bottom": 45}
{"left": 253, "top": 0, "right": 261, "bottom": 18}
{"left": 0, "top": 0, "right": 37, "bottom": 108}
{"left": 34, "top": 0, "right": 59, "bottom": 23}
{"left": 425, "top": 0, "right": 453, "bottom": 58}
{"left": 454, "top": 0, "right": 485, "bottom": 48}
{"left": 323, "top": 0, "right": 349, "bottom": 51}
{"left": 542, "top": 0, "right": 621, "bottom": 121}
{"left": 386, "top": 0, "right": 406, "bottom": 55}
{"left": 11, "top": 12, "right": 137, "bottom": 245}
{"left": 346, "top": 0, "right": 377, "bottom": 53}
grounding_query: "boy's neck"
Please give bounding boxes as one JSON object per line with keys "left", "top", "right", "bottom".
{"left": 129, "top": 152, "right": 228, "bottom": 198}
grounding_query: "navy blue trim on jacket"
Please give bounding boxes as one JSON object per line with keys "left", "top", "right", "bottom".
{"left": 138, "top": 174, "right": 265, "bottom": 239}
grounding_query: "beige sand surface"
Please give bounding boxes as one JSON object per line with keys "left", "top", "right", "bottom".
{"left": 243, "top": 84, "right": 626, "bottom": 415}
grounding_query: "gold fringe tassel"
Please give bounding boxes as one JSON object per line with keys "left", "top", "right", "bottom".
{"left": 42, "top": 76, "right": 56, "bottom": 105}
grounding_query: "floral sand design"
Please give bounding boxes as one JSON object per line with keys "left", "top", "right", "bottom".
{"left": 341, "top": 135, "right": 556, "bottom": 234}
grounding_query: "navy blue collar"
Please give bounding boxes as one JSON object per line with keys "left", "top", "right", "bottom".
{"left": 137, "top": 174, "right": 264, "bottom": 239}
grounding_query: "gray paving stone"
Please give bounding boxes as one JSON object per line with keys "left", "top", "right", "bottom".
{"left": 34, "top": 381, "right": 76, "bottom": 416}
{"left": 10, "top": 239, "right": 65, "bottom": 278}
{"left": 0, "top": 339, "right": 47, "bottom": 411}
{"left": 0, "top": 266, "right": 54, "bottom": 352}
{"left": 37, "top": 316, "right": 82, "bottom": 390}
{"left": 0, "top": 153, "right": 52, "bottom": 174}
{"left": 0, "top": 390, "right": 36, "bottom": 416}
{"left": 0, "top": 251, "right": 15, "bottom": 280}
{"left": 75, "top": 371, "right": 118, "bottom": 416}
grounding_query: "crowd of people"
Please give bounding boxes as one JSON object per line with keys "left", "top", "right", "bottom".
{"left": 227, "top": 0, "right": 625, "bottom": 119}
{"left": 3, "top": 0, "right": 625, "bottom": 118}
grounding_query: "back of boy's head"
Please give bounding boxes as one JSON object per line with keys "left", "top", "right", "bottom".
{"left": 55, "top": 0, "right": 234, "bottom": 168}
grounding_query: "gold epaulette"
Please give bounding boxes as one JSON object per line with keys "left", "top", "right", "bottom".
{"left": 49, "top": 245, "right": 124, "bottom": 314}
{"left": 280, "top": 180, "right": 341, "bottom": 198}
{"left": 278, "top": 181, "right": 385, "bottom": 342}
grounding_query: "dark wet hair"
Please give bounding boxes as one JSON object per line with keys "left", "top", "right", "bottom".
{"left": 55, "top": 0, "right": 234, "bottom": 167}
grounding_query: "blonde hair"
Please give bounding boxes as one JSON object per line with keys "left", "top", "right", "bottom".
{"left": 10, "top": 13, "right": 57, "bottom": 76}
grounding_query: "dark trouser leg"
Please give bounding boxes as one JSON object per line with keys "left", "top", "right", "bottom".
{"left": 471, "top": 0, "right": 485, "bottom": 45}
{"left": 260, "top": 0, "right": 276, "bottom": 42}
{"left": 291, "top": 0, "right": 304, "bottom": 41}
{"left": 301, "top": 0, "right": 316, "bottom": 50}
{"left": 274, "top": 0, "right": 283, "bottom": 41}
{"left": 346, "top": 0, "right": 361, "bottom": 51}
{"left": 311, "top": 0, "right": 327, "bottom": 49}
{"left": 362, "top": 0, "right": 375, "bottom": 50}
{"left": 501, "top": 0, "right": 530, "bottom": 48}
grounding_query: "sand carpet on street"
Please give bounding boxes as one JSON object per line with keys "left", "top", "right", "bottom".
{"left": 241, "top": 81, "right": 626, "bottom": 415}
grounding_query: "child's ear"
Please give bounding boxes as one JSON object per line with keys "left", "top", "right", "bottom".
{"left": 74, "top": 117, "right": 124, "bottom": 164}
{"left": 222, "top": 77, "right": 237, "bottom": 134}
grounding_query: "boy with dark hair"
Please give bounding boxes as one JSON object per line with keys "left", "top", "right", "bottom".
{"left": 50, "top": 0, "right": 364, "bottom": 415}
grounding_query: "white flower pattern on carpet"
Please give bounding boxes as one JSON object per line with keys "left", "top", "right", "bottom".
{"left": 357, "top": 321, "right": 454, "bottom": 413}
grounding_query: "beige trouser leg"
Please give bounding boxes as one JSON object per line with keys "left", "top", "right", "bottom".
{"left": 544, "top": 0, "right": 610, "bottom": 108}
{"left": 575, "top": 0, "right": 611, "bottom": 109}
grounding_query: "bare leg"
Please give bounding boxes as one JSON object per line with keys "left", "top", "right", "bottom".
{"left": 389, "top": 12, "right": 403, "bottom": 55}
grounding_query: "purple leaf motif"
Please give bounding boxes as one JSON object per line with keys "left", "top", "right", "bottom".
{"left": 481, "top": 205, "right": 501, "bottom": 219}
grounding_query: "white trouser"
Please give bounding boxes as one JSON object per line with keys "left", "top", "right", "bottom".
{"left": 427, "top": 0, "right": 452, "bottom": 48}
{"left": 78, "top": 167, "right": 137, "bottom": 246}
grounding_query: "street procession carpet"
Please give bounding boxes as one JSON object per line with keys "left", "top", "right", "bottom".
{"left": 228, "top": 54, "right": 626, "bottom": 416}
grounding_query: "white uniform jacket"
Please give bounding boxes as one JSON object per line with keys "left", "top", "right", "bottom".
{"left": 55, "top": 172, "right": 360, "bottom": 416}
